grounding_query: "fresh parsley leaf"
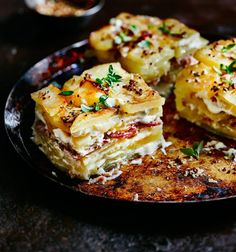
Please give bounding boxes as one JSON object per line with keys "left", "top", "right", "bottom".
{"left": 158, "top": 22, "right": 171, "bottom": 35}
{"left": 81, "top": 104, "right": 94, "bottom": 113}
{"left": 181, "top": 141, "right": 204, "bottom": 159}
{"left": 221, "top": 43, "right": 235, "bottom": 52}
{"left": 138, "top": 40, "right": 151, "bottom": 48}
{"left": 58, "top": 90, "right": 74, "bottom": 96}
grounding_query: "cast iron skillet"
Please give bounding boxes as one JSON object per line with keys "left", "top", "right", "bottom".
{"left": 4, "top": 35, "right": 236, "bottom": 204}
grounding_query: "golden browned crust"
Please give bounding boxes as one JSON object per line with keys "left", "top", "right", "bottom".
{"left": 77, "top": 96, "right": 236, "bottom": 202}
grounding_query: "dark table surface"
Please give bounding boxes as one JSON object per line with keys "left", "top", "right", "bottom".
{"left": 1, "top": 1, "right": 236, "bottom": 251}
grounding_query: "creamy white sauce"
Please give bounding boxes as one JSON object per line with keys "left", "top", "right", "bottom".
{"left": 224, "top": 148, "right": 236, "bottom": 162}
{"left": 160, "top": 137, "right": 172, "bottom": 155}
{"left": 130, "top": 159, "right": 143, "bottom": 165}
{"left": 53, "top": 128, "right": 70, "bottom": 144}
{"left": 196, "top": 91, "right": 232, "bottom": 114}
{"left": 35, "top": 110, "right": 47, "bottom": 125}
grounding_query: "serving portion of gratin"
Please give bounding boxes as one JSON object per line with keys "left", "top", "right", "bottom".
{"left": 89, "top": 12, "right": 208, "bottom": 87}
{"left": 31, "top": 63, "right": 165, "bottom": 179}
{"left": 175, "top": 39, "right": 236, "bottom": 139}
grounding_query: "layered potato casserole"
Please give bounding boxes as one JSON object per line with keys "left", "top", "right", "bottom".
{"left": 31, "top": 63, "right": 165, "bottom": 179}
{"left": 31, "top": 11, "right": 236, "bottom": 183}
{"left": 175, "top": 39, "right": 236, "bottom": 139}
{"left": 89, "top": 12, "right": 208, "bottom": 87}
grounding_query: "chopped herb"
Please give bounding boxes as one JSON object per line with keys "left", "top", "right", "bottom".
{"left": 222, "top": 79, "right": 234, "bottom": 86}
{"left": 120, "top": 32, "right": 132, "bottom": 42}
{"left": 129, "top": 24, "right": 138, "bottom": 33}
{"left": 107, "top": 65, "right": 122, "bottom": 86}
{"left": 96, "top": 65, "right": 122, "bottom": 88}
{"left": 58, "top": 90, "right": 74, "bottom": 96}
{"left": 114, "top": 32, "right": 132, "bottom": 45}
{"left": 158, "top": 22, "right": 171, "bottom": 35}
{"left": 180, "top": 141, "right": 204, "bottom": 159}
{"left": 221, "top": 43, "right": 235, "bottom": 52}
{"left": 138, "top": 40, "right": 151, "bottom": 48}
{"left": 99, "top": 95, "right": 110, "bottom": 107}
{"left": 81, "top": 95, "right": 111, "bottom": 113}
{"left": 81, "top": 104, "right": 94, "bottom": 113}
{"left": 94, "top": 103, "right": 101, "bottom": 111}
{"left": 220, "top": 59, "right": 236, "bottom": 74}
{"left": 228, "top": 59, "right": 236, "bottom": 73}
{"left": 95, "top": 78, "right": 104, "bottom": 86}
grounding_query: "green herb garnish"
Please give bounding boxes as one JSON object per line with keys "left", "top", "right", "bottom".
{"left": 222, "top": 79, "right": 234, "bottom": 86}
{"left": 158, "top": 22, "right": 171, "bottom": 35}
{"left": 81, "top": 95, "right": 111, "bottom": 113}
{"left": 221, "top": 43, "right": 235, "bottom": 52}
{"left": 96, "top": 65, "right": 122, "bottom": 88}
{"left": 95, "top": 78, "right": 104, "bottom": 86}
{"left": 129, "top": 24, "right": 138, "bottom": 33}
{"left": 114, "top": 32, "right": 132, "bottom": 45}
{"left": 138, "top": 40, "right": 151, "bottom": 48}
{"left": 220, "top": 59, "right": 236, "bottom": 74}
{"left": 94, "top": 103, "right": 101, "bottom": 111}
{"left": 93, "top": 95, "right": 110, "bottom": 111}
{"left": 99, "top": 95, "right": 109, "bottom": 107}
{"left": 180, "top": 141, "right": 204, "bottom": 159}
{"left": 58, "top": 90, "right": 74, "bottom": 96}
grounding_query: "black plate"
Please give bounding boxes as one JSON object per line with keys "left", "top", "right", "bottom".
{"left": 5, "top": 35, "right": 236, "bottom": 204}
{"left": 4, "top": 40, "right": 92, "bottom": 193}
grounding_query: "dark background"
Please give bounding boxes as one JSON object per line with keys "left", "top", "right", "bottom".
{"left": 1, "top": 1, "right": 236, "bottom": 251}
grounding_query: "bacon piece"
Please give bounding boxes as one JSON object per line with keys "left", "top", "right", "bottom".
{"left": 135, "top": 120, "right": 161, "bottom": 128}
{"left": 106, "top": 127, "right": 137, "bottom": 139}
{"left": 106, "top": 120, "right": 161, "bottom": 140}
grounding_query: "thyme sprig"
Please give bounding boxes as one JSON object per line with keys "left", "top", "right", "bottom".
{"left": 96, "top": 65, "right": 122, "bottom": 88}
{"left": 180, "top": 141, "right": 204, "bottom": 159}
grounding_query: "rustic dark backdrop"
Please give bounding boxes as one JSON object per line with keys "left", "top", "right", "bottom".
{"left": 1, "top": 1, "right": 236, "bottom": 251}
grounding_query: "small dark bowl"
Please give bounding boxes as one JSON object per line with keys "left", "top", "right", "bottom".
{"left": 24, "top": 0, "right": 105, "bottom": 30}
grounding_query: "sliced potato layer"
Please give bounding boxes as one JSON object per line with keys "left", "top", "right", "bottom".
{"left": 89, "top": 12, "right": 208, "bottom": 84}
{"left": 175, "top": 39, "right": 236, "bottom": 139}
{"left": 31, "top": 63, "right": 165, "bottom": 179}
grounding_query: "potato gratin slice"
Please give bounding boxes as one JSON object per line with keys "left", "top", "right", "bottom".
{"left": 31, "top": 63, "right": 165, "bottom": 179}
{"left": 89, "top": 12, "right": 207, "bottom": 88}
{"left": 175, "top": 39, "right": 236, "bottom": 139}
